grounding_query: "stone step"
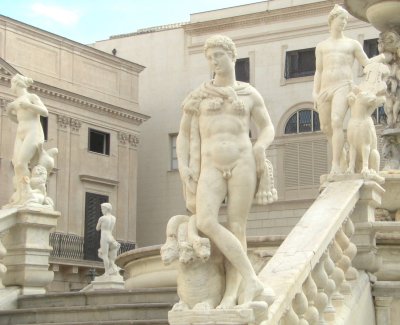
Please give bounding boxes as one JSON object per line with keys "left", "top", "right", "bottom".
{"left": 16, "top": 321, "right": 168, "bottom": 325}
{"left": 0, "top": 303, "right": 173, "bottom": 325}
{"left": 18, "top": 288, "right": 178, "bottom": 309}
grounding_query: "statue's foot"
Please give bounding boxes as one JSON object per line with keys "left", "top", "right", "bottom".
{"left": 193, "top": 301, "right": 213, "bottom": 311}
{"left": 329, "top": 166, "right": 341, "bottom": 175}
{"left": 217, "top": 295, "right": 237, "bottom": 309}
{"left": 172, "top": 301, "right": 189, "bottom": 311}
{"left": 241, "top": 278, "right": 264, "bottom": 305}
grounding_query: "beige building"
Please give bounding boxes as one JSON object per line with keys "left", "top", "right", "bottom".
{"left": 93, "top": 0, "right": 383, "bottom": 247}
{"left": 0, "top": 15, "right": 148, "bottom": 291}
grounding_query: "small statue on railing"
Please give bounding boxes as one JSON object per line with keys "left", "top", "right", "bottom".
{"left": 3, "top": 74, "right": 58, "bottom": 210}
{"left": 96, "top": 203, "right": 121, "bottom": 277}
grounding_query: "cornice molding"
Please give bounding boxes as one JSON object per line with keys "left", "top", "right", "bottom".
{"left": 79, "top": 174, "right": 119, "bottom": 187}
{"left": 184, "top": 0, "right": 343, "bottom": 36}
{"left": 0, "top": 62, "right": 150, "bottom": 126}
{"left": 0, "top": 15, "right": 145, "bottom": 74}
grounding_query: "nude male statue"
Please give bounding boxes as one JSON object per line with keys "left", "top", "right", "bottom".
{"left": 6, "top": 74, "right": 48, "bottom": 205}
{"left": 176, "top": 35, "right": 275, "bottom": 308}
{"left": 96, "top": 203, "right": 121, "bottom": 276}
{"left": 313, "top": 5, "right": 388, "bottom": 175}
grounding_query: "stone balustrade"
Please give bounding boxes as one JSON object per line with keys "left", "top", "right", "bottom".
{"left": 259, "top": 179, "right": 383, "bottom": 325}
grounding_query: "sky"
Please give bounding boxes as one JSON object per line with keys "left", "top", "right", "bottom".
{"left": 1, "top": 0, "right": 259, "bottom": 44}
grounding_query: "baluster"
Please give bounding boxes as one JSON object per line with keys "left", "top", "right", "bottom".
{"left": 311, "top": 257, "right": 328, "bottom": 324}
{"left": 0, "top": 232, "right": 7, "bottom": 288}
{"left": 343, "top": 218, "right": 358, "bottom": 280}
{"left": 335, "top": 228, "right": 352, "bottom": 295}
{"left": 282, "top": 305, "right": 300, "bottom": 325}
{"left": 293, "top": 291, "right": 309, "bottom": 325}
{"left": 322, "top": 250, "right": 336, "bottom": 320}
{"left": 303, "top": 275, "right": 319, "bottom": 325}
{"left": 329, "top": 239, "right": 345, "bottom": 309}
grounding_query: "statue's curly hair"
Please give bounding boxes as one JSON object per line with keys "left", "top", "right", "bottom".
{"left": 204, "top": 35, "right": 237, "bottom": 61}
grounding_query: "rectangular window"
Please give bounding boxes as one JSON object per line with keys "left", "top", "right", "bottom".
{"left": 235, "top": 58, "right": 250, "bottom": 83}
{"left": 364, "top": 38, "right": 379, "bottom": 58}
{"left": 83, "top": 192, "right": 109, "bottom": 261}
{"left": 40, "top": 116, "right": 48, "bottom": 141}
{"left": 285, "top": 48, "right": 316, "bottom": 79}
{"left": 170, "top": 134, "right": 178, "bottom": 170}
{"left": 88, "top": 129, "right": 110, "bottom": 155}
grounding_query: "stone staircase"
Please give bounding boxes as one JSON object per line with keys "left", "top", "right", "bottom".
{"left": 0, "top": 287, "right": 178, "bottom": 325}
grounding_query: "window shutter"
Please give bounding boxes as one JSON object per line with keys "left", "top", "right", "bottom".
{"left": 84, "top": 192, "right": 109, "bottom": 261}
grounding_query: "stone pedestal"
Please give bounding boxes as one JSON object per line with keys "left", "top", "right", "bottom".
{"left": 81, "top": 273, "right": 125, "bottom": 292}
{"left": 2, "top": 208, "right": 60, "bottom": 295}
{"left": 168, "top": 309, "right": 256, "bottom": 325}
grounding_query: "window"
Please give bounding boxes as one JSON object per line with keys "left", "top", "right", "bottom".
{"left": 235, "top": 58, "right": 250, "bottom": 83}
{"left": 40, "top": 116, "right": 48, "bottom": 141}
{"left": 170, "top": 134, "right": 178, "bottom": 170}
{"left": 364, "top": 38, "right": 379, "bottom": 58}
{"left": 284, "top": 110, "right": 320, "bottom": 134}
{"left": 83, "top": 192, "right": 109, "bottom": 261}
{"left": 285, "top": 48, "right": 316, "bottom": 79}
{"left": 371, "top": 105, "right": 386, "bottom": 125}
{"left": 89, "top": 129, "right": 110, "bottom": 155}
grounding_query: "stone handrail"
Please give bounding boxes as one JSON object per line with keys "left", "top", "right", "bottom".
{"left": 258, "top": 179, "right": 383, "bottom": 324}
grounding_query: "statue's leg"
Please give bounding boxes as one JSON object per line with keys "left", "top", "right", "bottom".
{"left": 196, "top": 166, "right": 264, "bottom": 306}
{"left": 218, "top": 160, "right": 257, "bottom": 309}
{"left": 330, "top": 87, "right": 349, "bottom": 174}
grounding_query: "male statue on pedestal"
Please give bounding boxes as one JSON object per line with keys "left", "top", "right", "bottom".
{"left": 96, "top": 203, "right": 121, "bottom": 277}
{"left": 173, "top": 34, "right": 276, "bottom": 314}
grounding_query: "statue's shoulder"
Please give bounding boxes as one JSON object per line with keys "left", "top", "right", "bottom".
{"left": 181, "top": 83, "right": 208, "bottom": 115}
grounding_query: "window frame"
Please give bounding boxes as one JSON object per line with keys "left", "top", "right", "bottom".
{"left": 285, "top": 48, "right": 316, "bottom": 79}
{"left": 170, "top": 133, "right": 178, "bottom": 171}
{"left": 284, "top": 109, "right": 321, "bottom": 135}
{"left": 88, "top": 128, "right": 110, "bottom": 156}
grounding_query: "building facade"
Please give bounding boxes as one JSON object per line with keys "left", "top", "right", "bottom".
{"left": 93, "top": 0, "right": 383, "bottom": 247}
{"left": 0, "top": 15, "right": 148, "bottom": 291}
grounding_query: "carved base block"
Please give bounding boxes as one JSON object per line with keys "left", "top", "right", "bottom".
{"left": 81, "top": 273, "right": 125, "bottom": 291}
{"left": 2, "top": 208, "right": 59, "bottom": 294}
{"left": 168, "top": 309, "right": 256, "bottom": 325}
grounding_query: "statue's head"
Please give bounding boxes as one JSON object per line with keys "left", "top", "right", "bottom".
{"left": 204, "top": 35, "right": 237, "bottom": 62}
{"left": 101, "top": 202, "right": 112, "bottom": 214}
{"left": 378, "top": 30, "right": 400, "bottom": 53}
{"left": 11, "top": 74, "right": 33, "bottom": 92}
{"left": 328, "top": 5, "right": 349, "bottom": 30}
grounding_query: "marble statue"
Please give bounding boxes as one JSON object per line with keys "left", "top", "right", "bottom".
{"left": 172, "top": 34, "right": 276, "bottom": 315}
{"left": 379, "top": 31, "right": 400, "bottom": 127}
{"left": 313, "top": 5, "right": 389, "bottom": 175}
{"left": 4, "top": 74, "right": 58, "bottom": 209}
{"left": 96, "top": 203, "right": 121, "bottom": 276}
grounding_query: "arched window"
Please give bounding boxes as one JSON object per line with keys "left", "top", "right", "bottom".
{"left": 284, "top": 109, "right": 320, "bottom": 134}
